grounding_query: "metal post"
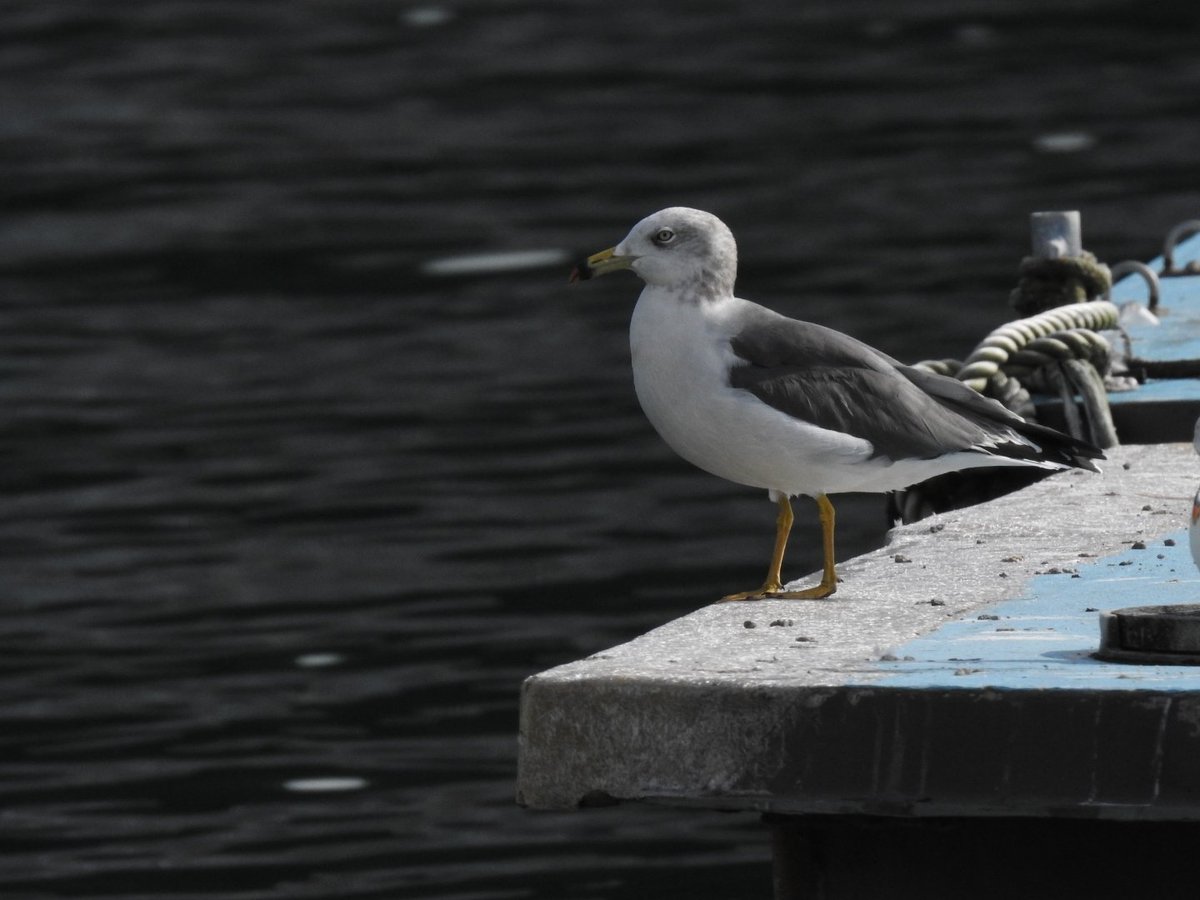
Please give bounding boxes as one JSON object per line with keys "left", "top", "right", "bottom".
{"left": 1029, "top": 210, "right": 1081, "bottom": 259}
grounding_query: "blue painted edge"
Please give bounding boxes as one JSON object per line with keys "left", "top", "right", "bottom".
{"left": 1106, "top": 377, "right": 1200, "bottom": 406}
{"left": 1118, "top": 231, "right": 1200, "bottom": 363}
{"left": 854, "top": 532, "right": 1200, "bottom": 692}
{"left": 1114, "top": 228, "right": 1200, "bottom": 285}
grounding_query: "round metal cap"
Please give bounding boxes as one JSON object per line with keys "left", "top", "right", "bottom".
{"left": 1096, "top": 604, "right": 1200, "bottom": 664}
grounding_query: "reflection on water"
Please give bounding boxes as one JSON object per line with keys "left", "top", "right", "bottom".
{"left": 2, "top": 1, "right": 1199, "bottom": 897}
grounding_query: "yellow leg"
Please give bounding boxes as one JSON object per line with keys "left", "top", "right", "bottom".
{"left": 722, "top": 494, "right": 793, "bottom": 601}
{"left": 773, "top": 493, "right": 838, "bottom": 599}
{"left": 721, "top": 494, "right": 838, "bottom": 602}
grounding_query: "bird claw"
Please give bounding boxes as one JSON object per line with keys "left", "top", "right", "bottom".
{"left": 719, "top": 590, "right": 770, "bottom": 602}
{"left": 719, "top": 581, "right": 837, "bottom": 602}
{"left": 766, "top": 583, "right": 837, "bottom": 600}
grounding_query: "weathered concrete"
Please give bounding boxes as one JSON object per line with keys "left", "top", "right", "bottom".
{"left": 518, "top": 442, "right": 1200, "bottom": 818}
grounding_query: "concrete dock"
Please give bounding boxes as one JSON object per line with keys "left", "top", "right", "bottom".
{"left": 519, "top": 441, "right": 1199, "bottom": 815}
{"left": 519, "top": 228, "right": 1200, "bottom": 898}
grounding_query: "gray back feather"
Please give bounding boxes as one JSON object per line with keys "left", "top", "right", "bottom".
{"left": 728, "top": 303, "right": 1100, "bottom": 469}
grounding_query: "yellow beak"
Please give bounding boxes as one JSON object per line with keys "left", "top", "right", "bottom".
{"left": 569, "top": 247, "right": 634, "bottom": 282}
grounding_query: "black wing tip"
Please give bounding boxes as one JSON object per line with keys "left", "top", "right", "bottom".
{"left": 1046, "top": 439, "right": 1106, "bottom": 474}
{"left": 1014, "top": 417, "right": 1106, "bottom": 471}
{"left": 985, "top": 422, "right": 1106, "bottom": 474}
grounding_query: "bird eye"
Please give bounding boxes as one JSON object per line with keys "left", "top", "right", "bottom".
{"left": 652, "top": 227, "right": 676, "bottom": 245}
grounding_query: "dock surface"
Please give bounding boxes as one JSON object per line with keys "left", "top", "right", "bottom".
{"left": 519, "top": 442, "right": 1200, "bottom": 819}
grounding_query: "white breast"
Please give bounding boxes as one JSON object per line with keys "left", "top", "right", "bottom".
{"left": 629, "top": 290, "right": 878, "bottom": 497}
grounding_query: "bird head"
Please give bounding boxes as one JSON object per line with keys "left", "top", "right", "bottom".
{"left": 570, "top": 207, "right": 738, "bottom": 299}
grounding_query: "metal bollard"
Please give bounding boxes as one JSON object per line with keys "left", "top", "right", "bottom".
{"left": 1029, "top": 210, "right": 1081, "bottom": 260}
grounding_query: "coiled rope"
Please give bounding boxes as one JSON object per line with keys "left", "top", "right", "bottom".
{"left": 912, "top": 299, "right": 1121, "bottom": 448}
{"left": 1009, "top": 252, "right": 1112, "bottom": 316}
{"left": 894, "top": 298, "right": 1119, "bottom": 523}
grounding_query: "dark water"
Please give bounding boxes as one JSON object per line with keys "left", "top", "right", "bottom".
{"left": 2, "top": 1, "right": 1199, "bottom": 897}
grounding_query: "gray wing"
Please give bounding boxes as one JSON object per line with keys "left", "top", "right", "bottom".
{"left": 895, "top": 363, "right": 1102, "bottom": 470}
{"left": 726, "top": 303, "right": 1096, "bottom": 466}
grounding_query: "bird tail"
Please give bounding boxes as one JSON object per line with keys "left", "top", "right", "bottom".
{"left": 1003, "top": 417, "right": 1104, "bottom": 473}
{"left": 897, "top": 363, "right": 1105, "bottom": 472}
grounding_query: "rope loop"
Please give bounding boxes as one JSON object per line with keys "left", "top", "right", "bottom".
{"left": 894, "top": 260, "right": 1122, "bottom": 524}
{"left": 911, "top": 300, "right": 1119, "bottom": 447}
{"left": 1009, "top": 252, "right": 1112, "bottom": 316}
{"left": 1007, "top": 329, "right": 1112, "bottom": 390}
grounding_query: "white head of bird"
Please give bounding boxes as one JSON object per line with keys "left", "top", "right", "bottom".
{"left": 580, "top": 207, "right": 738, "bottom": 299}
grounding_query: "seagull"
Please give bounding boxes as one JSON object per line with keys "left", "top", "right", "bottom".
{"left": 571, "top": 207, "right": 1104, "bottom": 600}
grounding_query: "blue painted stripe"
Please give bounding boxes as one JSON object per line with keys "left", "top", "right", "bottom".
{"left": 858, "top": 531, "right": 1200, "bottom": 692}
{"left": 1120, "top": 231, "right": 1200, "bottom": 363}
{"left": 1107, "top": 377, "right": 1200, "bottom": 406}
{"left": 1113, "top": 228, "right": 1200, "bottom": 284}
